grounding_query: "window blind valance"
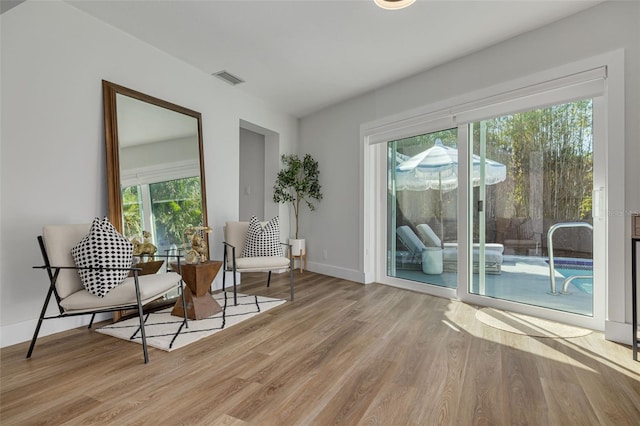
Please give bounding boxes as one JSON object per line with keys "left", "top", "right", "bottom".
{"left": 453, "top": 66, "right": 606, "bottom": 124}
{"left": 365, "top": 66, "right": 606, "bottom": 144}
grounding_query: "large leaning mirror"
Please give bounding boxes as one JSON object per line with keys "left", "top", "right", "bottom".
{"left": 103, "top": 80, "right": 208, "bottom": 261}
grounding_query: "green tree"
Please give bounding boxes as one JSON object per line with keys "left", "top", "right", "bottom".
{"left": 122, "top": 185, "right": 143, "bottom": 238}
{"left": 150, "top": 177, "right": 203, "bottom": 248}
{"left": 483, "top": 99, "right": 593, "bottom": 221}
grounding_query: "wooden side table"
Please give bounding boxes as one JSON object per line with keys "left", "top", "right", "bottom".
{"left": 171, "top": 261, "right": 223, "bottom": 320}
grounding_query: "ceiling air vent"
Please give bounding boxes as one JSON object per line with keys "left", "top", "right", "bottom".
{"left": 212, "top": 70, "right": 245, "bottom": 86}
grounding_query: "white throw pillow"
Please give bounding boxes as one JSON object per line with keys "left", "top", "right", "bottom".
{"left": 241, "top": 216, "right": 284, "bottom": 258}
{"left": 71, "top": 217, "right": 133, "bottom": 298}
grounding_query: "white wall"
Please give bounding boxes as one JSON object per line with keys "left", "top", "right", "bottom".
{"left": 0, "top": 0, "right": 298, "bottom": 346}
{"left": 300, "top": 1, "right": 639, "bottom": 325}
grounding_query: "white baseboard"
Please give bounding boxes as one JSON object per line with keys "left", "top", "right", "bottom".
{"left": 306, "top": 261, "right": 366, "bottom": 284}
{"left": 0, "top": 312, "right": 111, "bottom": 349}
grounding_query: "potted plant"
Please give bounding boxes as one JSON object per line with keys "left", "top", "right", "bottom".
{"left": 273, "top": 153, "right": 323, "bottom": 256}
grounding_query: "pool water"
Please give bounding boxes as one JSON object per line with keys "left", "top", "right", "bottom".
{"left": 556, "top": 267, "right": 593, "bottom": 294}
{"left": 546, "top": 258, "right": 593, "bottom": 294}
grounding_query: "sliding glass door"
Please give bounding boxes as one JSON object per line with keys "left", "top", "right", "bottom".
{"left": 469, "top": 100, "right": 595, "bottom": 316}
{"left": 384, "top": 99, "right": 599, "bottom": 319}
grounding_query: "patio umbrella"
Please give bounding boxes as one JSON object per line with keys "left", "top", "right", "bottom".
{"left": 394, "top": 140, "right": 507, "bottom": 239}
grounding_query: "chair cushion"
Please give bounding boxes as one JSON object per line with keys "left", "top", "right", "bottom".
{"left": 241, "top": 216, "right": 284, "bottom": 257}
{"left": 416, "top": 223, "right": 442, "bottom": 247}
{"left": 235, "top": 256, "right": 291, "bottom": 271}
{"left": 60, "top": 272, "right": 181, "bottom": 312}
{"left": 71, "top": 217, "right": 133, "bottom": 298}
{"left": 396, "top": 226, "right": 426, "bottom": 255}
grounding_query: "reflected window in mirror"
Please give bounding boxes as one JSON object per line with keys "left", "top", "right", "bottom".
{"left": 122, "top": 177, "right": 203, "bottom": 254}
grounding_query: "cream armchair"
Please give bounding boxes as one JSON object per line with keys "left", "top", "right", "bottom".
{"left": 222, "top": 220, "right": 294, "bottom": 305}
{"left": 27, "top": 224, "right": 188, "bottom": 364}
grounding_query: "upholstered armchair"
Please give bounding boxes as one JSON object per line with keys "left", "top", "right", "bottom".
{"left": 27, "top": 222, "right": 188, "bottom": 364}
{"left": 222, "top": 217, "right": 294, "bottom": 305}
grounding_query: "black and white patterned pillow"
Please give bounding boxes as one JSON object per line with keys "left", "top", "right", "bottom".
{"left": 71, "top": 217, "right": 134, "bottom": 298}
{"left": 241, "top": 216, "right": 284, "bottom": 258}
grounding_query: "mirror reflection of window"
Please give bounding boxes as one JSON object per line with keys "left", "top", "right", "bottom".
{"left": 122, "top": 177, "right": 202, "bottom": 254}
{"left": 149, "top": 177, "right": 203, "bottom": 253}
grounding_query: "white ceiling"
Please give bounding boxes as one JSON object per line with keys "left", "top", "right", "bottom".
{"left": 66, "top": 0, "right": 603, "bottom": 118}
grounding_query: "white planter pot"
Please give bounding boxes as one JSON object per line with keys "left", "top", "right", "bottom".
{"left": 289, "top": 238, "right": 306, "bottom": 256}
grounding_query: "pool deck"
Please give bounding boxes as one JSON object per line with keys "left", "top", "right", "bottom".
{"left": 394, "top": 255, "right": 593, "bottom": 316}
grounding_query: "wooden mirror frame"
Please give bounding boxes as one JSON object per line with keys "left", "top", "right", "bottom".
{"left": 102, "top": 80, "right": 209, "bottom": 258}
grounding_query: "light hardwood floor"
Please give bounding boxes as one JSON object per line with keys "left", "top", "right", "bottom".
{"left": 1, "top": 271, "right": 639, "bottom": 425}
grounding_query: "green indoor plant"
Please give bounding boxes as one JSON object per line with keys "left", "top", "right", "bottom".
{"left": 273, "top": 154, "right": 323, "bottom": 254}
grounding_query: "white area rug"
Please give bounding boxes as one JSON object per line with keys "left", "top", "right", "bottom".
{"left": 476, "top": 307, "right": 592, "bottom": 338}
{"left": 97, "top": 292, "right": 286, "bottom": 351}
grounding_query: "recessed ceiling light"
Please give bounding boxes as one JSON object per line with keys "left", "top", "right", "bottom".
{"left": 212, "top": 70, "right": 245, "bottom": 86}
{"left": 374, "top": 0, "right": 416, "bottom": 10}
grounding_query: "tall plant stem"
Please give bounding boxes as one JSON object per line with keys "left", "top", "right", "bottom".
{"left": 294, "top": 198, "right": 301, "bottom": 239}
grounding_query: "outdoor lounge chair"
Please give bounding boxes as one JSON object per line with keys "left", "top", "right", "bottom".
{"left": 397, "top": 225, "right": 443, "bottom": 274}
{"left": 397, "top": 224, "right": 503, "bottom": 274}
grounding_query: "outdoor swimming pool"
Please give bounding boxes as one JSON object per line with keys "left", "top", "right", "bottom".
{"left": 549, "top": 257, "right": 593, "bottom": 294}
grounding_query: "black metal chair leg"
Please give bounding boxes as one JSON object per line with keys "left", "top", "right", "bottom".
{"left": 137, "top": 307, "right": 149, "bottom": 364}
{"left": 267, "top": 271, "right": 272, "bottom": 287}
{"left": 231, "top": 246, "right": 238, "bottom": 306}
{"left": 222, "top": 243, "right": 227, "bottom": 292}
{"left": 232, "top": 267, "right": 238, "bottom": 306}
{"left": 26, "top": 309, "right": 47, "bottom": 359}
{"left": 290, "top": 258, "right": 294, "bottom": 302}
{"left": 132, "top": 273, "right": 149, "bottom": 364}
{"left": 222, "top": 265, "right": 227, "bottom": 292}
{"left": 26, "top": 286, "right": 55, "bottom": 359}
{"left": 88, "top": 313, "right": 96, "bottom": 329}
{"left": 180, "top": 279, "right": 189, "bottom": 329}
{"left": 223, "top": 243, "right": 238, "bottom": 305}
{"left": 288, "top": 243, "right": 294, "bottom": 301}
